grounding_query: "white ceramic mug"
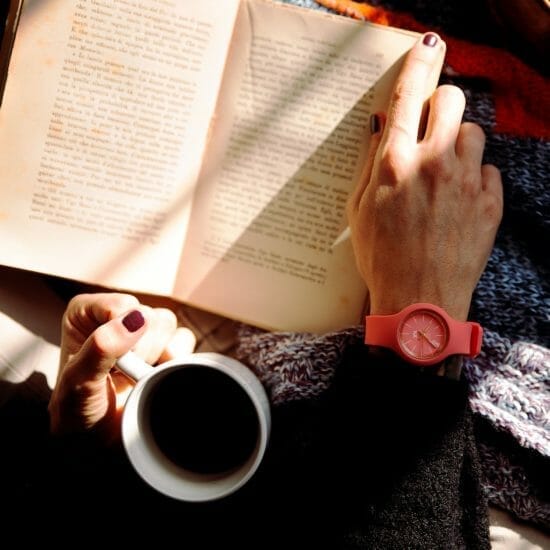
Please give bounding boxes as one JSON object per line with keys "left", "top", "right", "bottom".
{"left": 116, "top": 351, "right": 271, "bottom": 502}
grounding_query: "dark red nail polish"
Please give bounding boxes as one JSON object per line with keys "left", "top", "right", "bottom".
{"left": 122, "top": 310, "right": 145, "bottom": 332}
{"left": 369, "top": 113, "right": 380, "bottom": 134}
{"left": 423, "top": 33, "right": 438, "bottom": 47}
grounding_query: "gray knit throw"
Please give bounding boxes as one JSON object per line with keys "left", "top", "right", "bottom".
{"left": 235, "top": 0, "right": 550, "bottom": 530}
{"left": 236, "top": 325, "right": 549, "bottom": 528}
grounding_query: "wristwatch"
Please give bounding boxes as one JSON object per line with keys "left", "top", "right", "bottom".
{"left": 364, "top": 303, "right": 483, "bottom": 367}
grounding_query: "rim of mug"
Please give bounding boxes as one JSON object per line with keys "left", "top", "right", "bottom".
{"left": 121, "top": 353, "right": 271, "bottom": 502}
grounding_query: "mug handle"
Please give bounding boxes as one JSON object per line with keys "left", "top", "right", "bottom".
{"left": 116, "top": 351, "right": 153, "bottom": 382}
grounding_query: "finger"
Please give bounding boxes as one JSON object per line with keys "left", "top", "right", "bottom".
{"left": 348, "top": 112, "right": 385, "bottom": 214}
{"left": 481, "top": 163, "right": 503, "bottom": 199}
{"left": 480, "top": 164, "right": 504, "bottom": 229}
{"left": 384, "top": 32, "right": 446, "bottom": 149}
{"left": 64, "top": 293, "right": 141, "bottom": 340}
{"left": 66, "top": 308, "right": 148, "bottom": 382}
{"left": 422, "top": 85, "right": 466, "bottom": 150}
{"left": 60, "top": 293, "right": 142, "bottom": 378}
{"left": 455, "top": 121, "right": 486, "bottom": 169}
{"left": 158, "top": 327, "right": 197, "bottom": 363}
{"left": 132, "top": 307, "right": 178, "bottom": 364}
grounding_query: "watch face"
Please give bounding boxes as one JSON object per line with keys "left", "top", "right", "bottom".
{"left": 397, "top": 308, "right": 449, "bottom": 362}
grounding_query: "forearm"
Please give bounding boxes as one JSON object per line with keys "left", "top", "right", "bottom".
{"left": 268, "top": 344, "right": 491, "bottom": 548}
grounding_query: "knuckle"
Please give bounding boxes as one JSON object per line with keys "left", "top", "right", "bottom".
{"left": 437, "top": 84, "right": 466, "bottom": 108}
{"left": 392, "top": 78, "right": 418, "bottom": 105}
{"left": 420, "top": 151, "right": 454, "bottom": 184}
{"left": 378, "top": 143, "right": 411, "bottom": 184}
{"left": 156, "top": 307, "right": 177, "bottom": 331}
{"left": 88, "top": 325, "right": 115, "bottom": 358}
{"left": 392, "top": 56, "right": 431, "bottom": 103}
{"left": 65, "top": 293, "right": 90, "bottom": 315}
{"left": 66, "top": 294, "right": 83, "bottom": 310}
{"left": 62, "top": 294, "right": 89, "bottom": 331}
{"left": 461, "top": 121, "right": 486, "bottom": 147}
{"left": 484, "top": 190, "right": 504, "bottom": 224}
{"left": 108, "top": 293, "right": 140, "bottom": 315}
{"left": 61, "top": 309, "right": 73, "bottom": 333}
{"left": 462, "top": 120, "right": 485, "bottom": 138}
{"left": 461, "top": 171, "right": 482, "bottom": 196}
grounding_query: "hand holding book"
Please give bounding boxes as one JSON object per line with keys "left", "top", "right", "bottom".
{"left": 346, "top": 33, "right": 503, "bottom": 321}
{"left": 6, "top": 0, "right": 494, "bottom": 334}
{"left": 0, "top": 0, "right": 432, "bottom": 332}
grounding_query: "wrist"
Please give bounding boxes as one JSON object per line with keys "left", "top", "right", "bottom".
{"left": 364, "top": 302, "right": 482, "bottom": 368}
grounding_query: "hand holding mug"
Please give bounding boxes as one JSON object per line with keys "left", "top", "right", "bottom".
{"left": 49, "top": 292, "right": 270, "bottom": 501}
{"left": 49, "top": 293, "right": 197, "bottom": 442}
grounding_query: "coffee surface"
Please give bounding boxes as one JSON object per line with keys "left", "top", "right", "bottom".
{"left": 149, "top": 366, "right": 259, "bottom": 474}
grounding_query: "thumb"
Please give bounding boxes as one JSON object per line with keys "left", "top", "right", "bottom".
{"left": 69, "top": 309, "right": 148, "bottom": 382}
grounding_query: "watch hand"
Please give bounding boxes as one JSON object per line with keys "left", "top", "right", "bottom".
{"left": 417, "top": 330, "right": 439, "bottom": 350}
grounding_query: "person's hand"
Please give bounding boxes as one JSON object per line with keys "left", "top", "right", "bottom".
{"left": 347, "top": 32, "right": 503, "bottom": 321}
{"left": 48, "top": 293, "right": 196, "bottom": 443}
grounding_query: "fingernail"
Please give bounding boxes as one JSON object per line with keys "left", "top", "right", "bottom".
{"left": 422, "top": 33, "right": 438, "bottom": 47}
{"left": 369, "top": 113, "right": 380, "bottom": 134}
{"left": 122, "top": 310, "right": 145, "bottom": 333}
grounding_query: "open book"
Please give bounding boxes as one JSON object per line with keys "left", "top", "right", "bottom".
{"left": 0, "top": 0, "right": 433, "bottom": 333}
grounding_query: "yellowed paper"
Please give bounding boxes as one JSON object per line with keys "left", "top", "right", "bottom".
{"left": 0, "top": 0, "right": 239, "bottom": 294}
{"left": 0, "top": 0, "right": 423, "bottom": 333}
{"left": 175, "top": 0, "right": 419, "bottom": 332}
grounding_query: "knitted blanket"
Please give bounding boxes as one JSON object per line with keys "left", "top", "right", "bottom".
{"left": 235, "top": 0, "right": 550, "bottom": 530}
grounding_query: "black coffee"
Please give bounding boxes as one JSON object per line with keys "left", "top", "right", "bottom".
{"left": 148, "top": 367, "right": 259, "bottom": 474}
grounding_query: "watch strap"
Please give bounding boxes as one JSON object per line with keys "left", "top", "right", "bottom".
{"left": 364, "top": 303, "right": 483, "bottom": 366}
{"left": 447, "top": 319, "right": 483, "bottom": 357}
{"left": 364, "top": 313, "right": 399, "bottom": 349}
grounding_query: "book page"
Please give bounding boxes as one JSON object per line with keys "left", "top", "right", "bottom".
{"left": 0, "top": 0, "right": 239, "bottom": 294}
{"left": 176, "top": 0, "right": 419, "bottom": 333}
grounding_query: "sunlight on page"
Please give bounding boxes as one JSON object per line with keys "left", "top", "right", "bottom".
{"left": 0, "top": 0, "right": 422, "bottom": 333}
{"left": 0, "top": 0, "right": 240, "bottom": 294}
{"left": 176, "top": 0, "right": 418, "bottom": 332}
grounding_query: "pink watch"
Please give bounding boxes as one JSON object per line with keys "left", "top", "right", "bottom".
{"left": 364, "top": 303, "right": 483, "bottom": 367}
